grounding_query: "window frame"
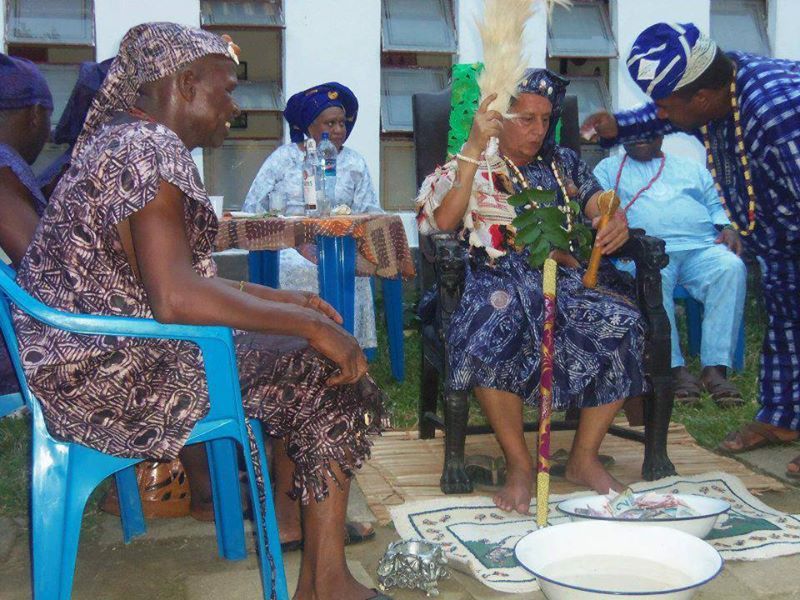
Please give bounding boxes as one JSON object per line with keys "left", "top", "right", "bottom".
{"left": 200, "top": 0, "right": 285, "bottom": 29}
{"left": 567, "top": 75, "right": 612, "bottom": 129}
{"left": 710, "top": 0, "right": 770, "bottom": 57}
{"left": 380, "top": 67, "right": 448, "bottom": 134}
{"left": 381, "top": 0, "right": 457, "bottom": 54}
{"left": 5, "top": 0, "right": 96, "bottom": 47}
{"left": 547, "top": 0, "right": 617, "bottom": 59}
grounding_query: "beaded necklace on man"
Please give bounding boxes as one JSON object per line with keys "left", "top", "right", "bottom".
{"left": 700, "top": 68, "right": 757, "bottom": 236}
{"left": 500, "top": 154, "right": 574, "bottom": 234}
{"left": 613, "top": 153, "right": 666, "bottom": 212}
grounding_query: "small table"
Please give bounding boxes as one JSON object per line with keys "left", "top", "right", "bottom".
{"left": 215, "top": 214, "right": 416, "bottom": 381}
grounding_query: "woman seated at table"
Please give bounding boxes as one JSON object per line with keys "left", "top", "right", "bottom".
{"left": 243, "top": 82, "right": 381, "bottom": 351}
{"left": 416, "top": 69, "right": 647, "bottom": 514}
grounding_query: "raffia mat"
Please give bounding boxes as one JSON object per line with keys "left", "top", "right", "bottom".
{"left": 356, "top": 423, "right": 785, "bottom": 526}
{"left": 388, "top": 471, "right": 800, "bottom": 594}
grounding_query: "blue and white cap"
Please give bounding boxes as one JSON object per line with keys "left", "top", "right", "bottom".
{"left": 627, "top": 22, "right": 718, "bottom": 100}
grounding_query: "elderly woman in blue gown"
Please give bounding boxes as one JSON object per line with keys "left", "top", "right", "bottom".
{"left": 243, "top": 82, "right": 381, "bottom": 350}
{"left": 416, "top": 69, "right": 647, "bottom": 513}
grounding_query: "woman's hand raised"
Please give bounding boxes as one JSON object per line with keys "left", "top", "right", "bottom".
{"left": 463, "top": 93, "right": 504, "bottom": 157}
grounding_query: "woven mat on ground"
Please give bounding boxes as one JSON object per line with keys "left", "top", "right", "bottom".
{"left": 389, "top": 472, "right": 800, "bottom": 594}
{"left": 357, "top": 426, "right": 785, "bottom": 525}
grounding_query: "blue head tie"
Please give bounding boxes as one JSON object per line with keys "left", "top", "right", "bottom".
{"left": 283, "top": 82, "right": 358, "bottom": 143}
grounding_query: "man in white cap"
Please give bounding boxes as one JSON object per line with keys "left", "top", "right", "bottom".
{"left": 583, "top": 23, "right": 800, "bottom": 480}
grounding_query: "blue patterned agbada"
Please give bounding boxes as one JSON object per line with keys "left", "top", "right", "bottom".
{"left": 608, "top": 47, "right": 800, "bottom": 432}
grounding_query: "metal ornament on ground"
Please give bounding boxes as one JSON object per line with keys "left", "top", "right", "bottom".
{"left": 377, "top": 539, "right": 449, "bottom": 596}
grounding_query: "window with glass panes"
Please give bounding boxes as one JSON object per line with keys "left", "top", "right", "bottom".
{"left": 546, "top": 0, "right": 615, "bottom": 170}
{"left": 711, "top": 0, "right": 770, "bottom": 57}
{"left": 5, "top": 0, "right": 96, "bottom": 176}
{"left": 380, "top": 0, "right": 454, "bottom": 211}
{"left": 201, "top": 0, "right": 285, "bottom": 211}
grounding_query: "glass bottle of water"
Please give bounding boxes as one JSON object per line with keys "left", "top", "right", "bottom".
{"left": 318, "top": 132, "right": 338, "bottom": 215}
{"left": 302, "top": 138, "right": 321, "bottom": 216}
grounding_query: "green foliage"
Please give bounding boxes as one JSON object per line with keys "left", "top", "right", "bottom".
{"left": 508, "top": 189, "right": 592, "bottom": 268}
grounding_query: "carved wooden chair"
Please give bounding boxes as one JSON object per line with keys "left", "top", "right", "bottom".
{"left": 412, "top": 88, "right": 677, "bottom": 494}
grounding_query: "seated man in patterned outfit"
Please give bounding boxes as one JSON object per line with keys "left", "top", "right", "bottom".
{"left": 12, "top": 23, "right": 387, "bottom": 600}
{"left": 0, "top": 54, "right": 52, "bottom": 395}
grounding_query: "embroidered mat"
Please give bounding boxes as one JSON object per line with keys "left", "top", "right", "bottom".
{"left": 390, "top": 471, "right": 800, "bottom": 594}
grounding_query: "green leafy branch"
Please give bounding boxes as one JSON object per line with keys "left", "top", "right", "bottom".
{"left": 508, "top": 189, "right": 593, "bottom": 269}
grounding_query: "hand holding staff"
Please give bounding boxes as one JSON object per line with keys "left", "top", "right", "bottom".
{"left": 582, "top": 191, "right": 621, "bottom": 289}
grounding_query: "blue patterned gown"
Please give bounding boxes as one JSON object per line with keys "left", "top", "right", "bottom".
{"left": 416, "top": 146, "right": 647, "bottom": 410}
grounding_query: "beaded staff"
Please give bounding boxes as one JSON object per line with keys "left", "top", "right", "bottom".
{"left": 536, "top": 257, "right": 557, "bottom": 527}
{"left": 700, "top": 68, "right": 757, "bottom": 236}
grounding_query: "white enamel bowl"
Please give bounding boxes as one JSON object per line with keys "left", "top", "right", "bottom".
{"left": 557, "top": 493, "right": 730, "bottom": 539}
{"left": 515, "top": 521, "right": 723, "bottom": 600}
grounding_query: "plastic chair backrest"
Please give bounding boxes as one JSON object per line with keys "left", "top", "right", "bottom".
{"left": 0, "top": 263, "right": 34, "bottom": 411}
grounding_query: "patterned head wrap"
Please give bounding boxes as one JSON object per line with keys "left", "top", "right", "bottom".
{"left": 0, "top": 53, "right": 53, "bottom": 111}
{"left": 627, "top": 22, "right": 718, "bottom": 100}
{"left": 74, "top": 22, "right": 236, "bottom": 154}
{"left": 53, "top": 59, "right": 112, "bottom": 145}
{"left": 283, "top": 82, "right": 358, "bottom": 143}
{"left": 515, "top": 68, "right": 569, "bottom": 160}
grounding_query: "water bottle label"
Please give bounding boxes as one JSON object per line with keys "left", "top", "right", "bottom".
{"left": 303, "top": 174, "right": 317, "bottom": 210}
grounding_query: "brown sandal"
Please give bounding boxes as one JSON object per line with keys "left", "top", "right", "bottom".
{"left": 101, "top": 460, "right": 190, "bottom": 518}
{"left": 718, "top": 422, "right": 799, "bottom": 454}
{"left": 673, "top": 367, "right": 702, "bottom": 405}
{"left": 701, "top": 374, "right": 744, "bottom": 408}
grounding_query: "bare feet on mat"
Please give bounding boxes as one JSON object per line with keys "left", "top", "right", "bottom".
{"left": 718, "top": 421, "right": 798, "bottom": 454}
{"left": 565, "top": 453, "right": 624, "bottom": 494}
{"left": 493, "top": 463, "right": 533, "bottom": 514}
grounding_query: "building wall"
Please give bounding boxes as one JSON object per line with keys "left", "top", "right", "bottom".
{"left": 94, "top": 0, "right": 201, "bottom": 60}
{"left": 3, "top": 0, "right": 796, "bottom": 219}
{"left": 284, "top": 0, "right": 381, "bottom": 196}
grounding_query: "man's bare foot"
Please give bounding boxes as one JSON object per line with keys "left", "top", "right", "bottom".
{"left": 565, "top": 453, "right": 624, "bottom": 494}
{"left": 492, "top": 463, "right": 533, "bottom": 514}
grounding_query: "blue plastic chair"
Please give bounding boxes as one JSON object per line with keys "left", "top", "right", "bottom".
{"left": 0, "top": 265, "right": 288, "bottom": 600}
{"left": 0, "top": 263, "right": 148, "bottom": 543}
{"left": 674, "top": 284, "right": 745, "bottom": 372}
